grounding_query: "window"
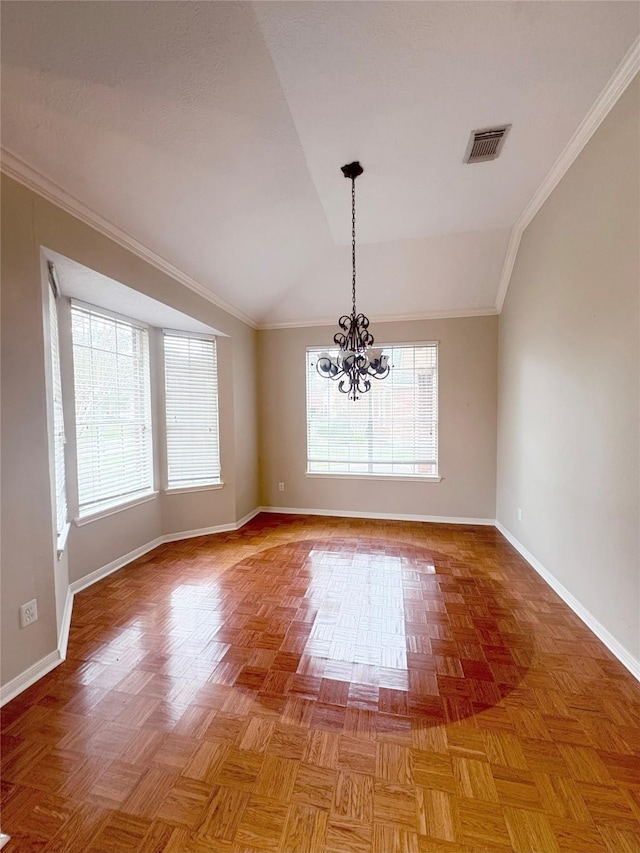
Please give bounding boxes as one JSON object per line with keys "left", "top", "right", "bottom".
{"left": 306, "top": 343, "right": 438, "bottom": 477}
{"left": 48, "top": 277, "right": 67, "bottom": 535}
{"left": 71, "top": 302, "right": 153, "bottom": 517}
{"left": 163, "top": 332, "right": 221, "bottom": 489}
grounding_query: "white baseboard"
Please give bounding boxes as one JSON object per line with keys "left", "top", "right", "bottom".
{"left": 235, "top": 507, "right": 262, "bottom": 529}
{"left": 259, "top": 506, "right": 495, "bottom": 525}
{"left": 57, "top": 587, "right": 74, "bottom": 660}
{"left": 495, "top": 521, "right": 640, "bottom": 682}
{"left": 3, "top": 505, "right": 488, "bottom": 706}
{"left": 0, "top": 508, "right": 263, "bottom": 707}
{"left": 163, "top": 508, "right": 261, "bottom": 543}
{"left": 163, "top": 523, "right": 236, "bottom": 543}
{"left": 0, "top": 833, "right": 11, "bottom": 850}
{"left": 68, "top": 536, "right": 165, "bottom": 596}
{"left": 0, "top": 649, "right": 62, "bottom": 707}
{"left": 5, "top": 509, "right": 637, "bottom": 706}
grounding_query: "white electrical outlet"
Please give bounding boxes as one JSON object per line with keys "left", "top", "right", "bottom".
{"left": 278, "top": 482, "right": 285, "bottom": 492}
{"left": 20, "top": 599, "right": 38, "bottom": 628}
{"left": 517, "top": 508, "right": 522, "bottom": 522}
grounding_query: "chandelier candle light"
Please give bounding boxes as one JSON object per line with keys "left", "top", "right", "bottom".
{"left": 316, "top": 161, "right": 390, "bottom": 401}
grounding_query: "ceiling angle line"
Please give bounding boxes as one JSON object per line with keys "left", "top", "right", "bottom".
{"left": 494, "top": 34, "right": 640, "bottom": 313}
{"left": 0, "top": 147, "right": 259, "bottom": 330}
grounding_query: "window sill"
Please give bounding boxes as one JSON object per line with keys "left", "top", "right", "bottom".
{"left": 163, "top": 483, "right": 224, "bottom": 496}
{"left": 306, "top": 472, "right": 442, "bottom": 483}
{"left": 56, "top": 522, "right": 71, "bottom": 560}
{"left": 75, "top": 491, "right": 159, "bottom": 526}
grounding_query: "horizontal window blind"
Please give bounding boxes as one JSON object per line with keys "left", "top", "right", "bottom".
{"left": 307, "top": 344, "right": 438, "bottom": 476}
{"left": 49, "top": 283, "right": 67, "bottom": 535}
{"left": 71, "top": 302, "right": 153, "bottom": 516}
{"left": 164, "top": 332, "right": 221, "bottom": 489}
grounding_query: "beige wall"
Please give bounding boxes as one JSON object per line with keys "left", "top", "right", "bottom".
{"left": 1, "top": 176, "right": 60, "bottom": 680}
{"left": 259, "top": 317, "right": 498, "bottom": 520}
{"left": 1, "top": 175, "right": 260, "bottom": 687}
{"left": 497, "top": 78, "right": 640, "bottom": 662}
{"left": 3, "top": 76, "right": 636, "bottom": 695}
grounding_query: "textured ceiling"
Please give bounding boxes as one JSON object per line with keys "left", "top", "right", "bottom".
{"left": 1, "top": 2, "right": 638, "bottom": 326}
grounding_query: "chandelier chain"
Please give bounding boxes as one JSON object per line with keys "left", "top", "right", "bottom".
{"left": 315, "top": 160, "right": 390, "bottom": 399}
{"left": 351, "top": 177, "right": 356, "bottom": 317}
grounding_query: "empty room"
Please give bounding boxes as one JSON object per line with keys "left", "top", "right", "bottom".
{"left": 1, "top": 2, "right": 639, "bottom": 852}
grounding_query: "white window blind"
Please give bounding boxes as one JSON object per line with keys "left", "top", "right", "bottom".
{"left": 48, "top": 282, "right": 67, "bottom": 535}
{"left": 71, "top": 302, "right": 153, "bottom": 516}
{"left": 164, "top": 332, "right": 221, "bottom": 489}
{"left": 306, "top": 343, "right": 438, "bottom": 476}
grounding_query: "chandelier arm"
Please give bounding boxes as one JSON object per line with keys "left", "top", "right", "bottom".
{"left": 368, "top": 364, "right": 390, "bottom": 380}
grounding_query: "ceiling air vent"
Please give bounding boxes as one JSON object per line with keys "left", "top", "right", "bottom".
{"left": 464, "top": 125, "right": 511, "bottom": 163}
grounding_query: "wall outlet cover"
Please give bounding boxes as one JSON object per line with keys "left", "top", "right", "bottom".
{"left": 19, "top": 599, "right": 38, "bottom": 628}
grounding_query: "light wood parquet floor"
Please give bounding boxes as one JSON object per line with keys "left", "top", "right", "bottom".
{"left": 2, "top": 514, "right": 640, "bottom": 853}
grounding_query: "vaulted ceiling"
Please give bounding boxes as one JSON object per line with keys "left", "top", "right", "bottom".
{"left": 1, "top": 2, "right": 638, "bottom": 327}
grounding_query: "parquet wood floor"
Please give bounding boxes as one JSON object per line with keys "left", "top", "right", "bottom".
{"left": 2, "top": 514, "right": 640, "bottom": 852}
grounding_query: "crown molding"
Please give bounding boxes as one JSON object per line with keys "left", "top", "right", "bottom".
{"left": 2, "top": 147, "right": 496, "bottom": 332}
{"left": 258, "top": 306, "right": 499, "bottom": 330}
{"left": 4, "top": 23, "right": 637, "bottom": 334}
{"left": 495, "top": 36, "right": 640, "bottom": 312}
{"left": 0, "top": 148, "right": 259, "bottom": 330}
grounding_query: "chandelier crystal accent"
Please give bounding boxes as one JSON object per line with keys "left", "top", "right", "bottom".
{"left": 316, "top": 161, "right": 390, "bottom": 401}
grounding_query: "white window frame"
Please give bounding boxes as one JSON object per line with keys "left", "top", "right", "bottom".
{"left": 46, "top": 265, "right": 70, "bottom": 554}
{"left": 163, "top": 330, "right": 222, "bottom": 493}
{"left": 71, "top": 299, "right": 155, "bottom": 520}
{"left": 306, "top": 341, "right": 441, "bottom": 482}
